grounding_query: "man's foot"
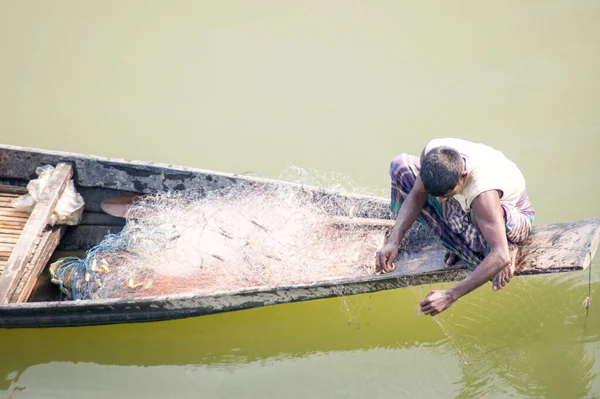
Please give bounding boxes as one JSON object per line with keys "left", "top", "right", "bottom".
{"left": 444, "top": 251, "right": 460, "bottom": 266}
{"left": 492, "top": 246, "right": 518, "bottom": 291}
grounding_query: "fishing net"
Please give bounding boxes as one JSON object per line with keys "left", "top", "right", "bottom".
{"left": 50, "top": 168, "right": 393, "bottom": 300}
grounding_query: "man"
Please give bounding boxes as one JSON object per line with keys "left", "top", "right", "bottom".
{"left": 375, "top": 138, "right": 535, "bottom": 316}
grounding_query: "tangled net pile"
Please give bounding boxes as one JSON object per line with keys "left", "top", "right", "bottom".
{"left": 51, "top": 168, "right": 392, "bottom": 300}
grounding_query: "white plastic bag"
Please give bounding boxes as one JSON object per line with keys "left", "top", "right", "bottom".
{"left": 12, "top": 165, "right": 85, "bottom": 226}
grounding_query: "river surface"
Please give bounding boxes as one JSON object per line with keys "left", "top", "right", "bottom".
{"left": 1, "top": 1, "right": 600, "bottom": 398}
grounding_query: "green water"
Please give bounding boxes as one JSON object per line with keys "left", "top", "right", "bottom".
{"left": 1, "top": 1, "right": 600, "bottom": 397}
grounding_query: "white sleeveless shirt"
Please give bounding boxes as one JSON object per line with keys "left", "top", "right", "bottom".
{"left": 424, "top": 138, "right": 526, "bottom": 211}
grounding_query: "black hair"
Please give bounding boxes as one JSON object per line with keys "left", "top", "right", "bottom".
{"left": 420, "top": 146, "right": 463, "bottom": 196}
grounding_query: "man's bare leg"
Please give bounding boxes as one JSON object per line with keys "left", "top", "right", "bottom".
{"left": 492, "top": 246, "right": 518, "bottom": 291}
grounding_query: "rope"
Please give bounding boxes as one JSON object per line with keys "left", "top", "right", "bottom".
{"left": 585, "top": 261, "right": 592, "bottom": 317}
{"left": 239, "top": 170, "right": 265, "bottom": 178}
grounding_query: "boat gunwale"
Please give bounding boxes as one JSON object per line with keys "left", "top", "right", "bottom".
{"left": 3, "top": 211, "right": 597, "bottom": 313}
{"left": 0, "top": 262, "right": 470, "bottom": 311}
{"left": 0, "top": 143, "right": 391, "bottom": 205}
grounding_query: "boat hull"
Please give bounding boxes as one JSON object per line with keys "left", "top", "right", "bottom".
{"left": 0, "top": 144, "right": 598, "bottom": 328}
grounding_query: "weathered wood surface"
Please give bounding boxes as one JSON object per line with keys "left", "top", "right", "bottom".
{"left": 0, "top": 185, "right": 28, "bottom": 195}
{"left": 0, "top": 144, "right": 390, "bottom": 219}
{"left": 386, "top": 218, "right": 600, "bottom": 275}
{"left": 0, "top": 193, "right": 29, "bottom": 273}
{"left": 59, "top": 225, "right": 124, "bottom": 250}
{"left": 332, "top": 216, "right": 600, "bottom": 275}
{"left": 11, "top": 226, "right": 65, "bottom": 303}
{"left": 517, "top": 218, "right": 600, "bottom": 273}
{"left": 0, "top": 164, "right": 72, "bottom": 303}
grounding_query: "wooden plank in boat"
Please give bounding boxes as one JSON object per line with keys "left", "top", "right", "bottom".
{"left": 11, "top": 226, "right": 65, "bottom": 303}
{"left": 0, "top": 185, "right": 28, "bottom": 195}
{"left": 516, "top": 218, "right": 600, "bottom": 273}
{"left": 0, "top": 164, "right": 72, "bottom": 303}
{"left": 322, "top": 217, "right": 600, "bottom": 276}
{"left": 58, "top": 224, "right": 124, "bottom": 250}
{"left": 80, "top": 211, "right": 126, "bottom": 227}
{"left": 389, "top": 218, "right": 600, "bottom": 278}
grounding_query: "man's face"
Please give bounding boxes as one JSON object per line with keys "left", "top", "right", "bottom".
{"left": 435, "top": 176, "right": 466, "bottom": 203}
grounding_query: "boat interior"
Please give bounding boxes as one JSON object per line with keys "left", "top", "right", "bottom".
{"left": 0, "top": 163, "right": 128, "bottom": 304}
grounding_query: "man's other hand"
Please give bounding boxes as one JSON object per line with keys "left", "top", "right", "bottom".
{"left": 420, "top": 289, "right": 457, "bottom": 316}
{"left": 375, "top": 243, "right": 399, "bottom": 273}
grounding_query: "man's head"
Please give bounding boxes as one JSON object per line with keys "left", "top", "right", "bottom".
{"left": 420, "top": 146, "right": 467, "bottom": 201}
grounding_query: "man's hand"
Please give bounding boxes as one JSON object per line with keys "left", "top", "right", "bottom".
{"left": 375, "top": 174, "right": 428, "bottom": 274}
{"left": 375, "top": 242, "right": 399, "bottom": 273}
{"left": 419, "top": 289, "right": 456, "bottom": 316}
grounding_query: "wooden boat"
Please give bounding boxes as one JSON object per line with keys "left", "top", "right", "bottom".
{"left": 0, "top": 143, "right": 598, "bottom": 328}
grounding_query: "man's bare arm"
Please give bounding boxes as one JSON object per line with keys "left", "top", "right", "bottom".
{"left": 420, "top": 189, "right": 510, "bottom": 315}
{"left": 449, "top": 190, "right": 511, "bottom": 300}
{"left": 386, "top": 175, "right": 428, "bottom": 246}
{"left": 386, "top": 149, "right": 429, "bottom": 247}
{"left": 375, "top": 149, "right": 429, "bottom": 272}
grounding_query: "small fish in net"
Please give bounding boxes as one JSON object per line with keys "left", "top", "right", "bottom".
{"left": 50, "top": 171, "right": 391, "bottom": 300}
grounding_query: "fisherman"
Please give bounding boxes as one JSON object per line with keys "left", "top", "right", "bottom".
{"left": 375, "top": 138, "right": 535, "bottom": 316}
